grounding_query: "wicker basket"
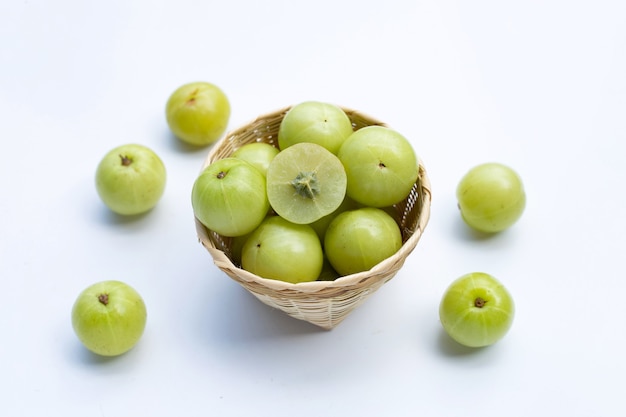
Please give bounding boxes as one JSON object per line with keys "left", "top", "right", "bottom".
{"left": 194, "top": 106, "right": 432, "bottom": 330}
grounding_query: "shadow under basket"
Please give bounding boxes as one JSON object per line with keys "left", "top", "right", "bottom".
{"left": 195, "top": 105, "right": 432, "bottom": 330}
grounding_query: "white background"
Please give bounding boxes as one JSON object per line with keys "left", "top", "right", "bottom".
{"left": 1, "top": 0, "right": 625, "bottom": 416}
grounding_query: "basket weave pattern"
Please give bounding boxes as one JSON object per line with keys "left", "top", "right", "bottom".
{"left": 195, "top": 106, "right": 432, "bottom": 329}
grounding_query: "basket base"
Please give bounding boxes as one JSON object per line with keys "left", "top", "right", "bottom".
{"left": 246, "top": 276, "right": 394, "bottom": 330}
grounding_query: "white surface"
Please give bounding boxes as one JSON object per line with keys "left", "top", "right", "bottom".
{"left": 2, "top": 0, "right": 625, "bottom": 415}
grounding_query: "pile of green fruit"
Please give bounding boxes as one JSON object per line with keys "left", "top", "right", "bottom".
{"left": 191, "top": 101, "right": 420, "bottom": 284}
{"left": 71, "top": 80, "right": 528, "bottom": 358}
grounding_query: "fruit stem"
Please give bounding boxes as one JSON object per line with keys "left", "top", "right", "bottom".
{"left": 474, "top": 297, "right": 487, "bottom": 308}
{"left": 186, "top": 89, "right": 199, "bottom": 105}
{"left": 290, "top": 171, "right": 320, "bottom": 199}
{"left": 119, "top": 154, "right": 133, "bottom": 167}
{"left": 98, "top": 293, "right": 109, "bottom": 306}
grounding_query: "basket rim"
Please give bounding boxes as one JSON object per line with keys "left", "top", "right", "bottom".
{"left": 194, "top": 104, "right": 432, "bottom": 295}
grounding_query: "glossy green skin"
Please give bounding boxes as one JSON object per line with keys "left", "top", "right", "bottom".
{"left": 71, "top": 280, "right": 147, "bottom": 356}
{"left": 324, "top": 207, "right": 402, "bottom": 276}
{"left": 192, "top": 158, "right": 269, "bottom": 237}
{"left": 266, "top": 142, "right": 347, "bottom": 224}
{"left": 338, "top": 126, "right": 418, "bottom": 207}
{"left": 231, "top": 142, "right": 279, "bottom": 177}
{"left": 439, "top": 272, "right": 515, "bottom": 348}
{"left": 241, "top": 216, "right": 323, "bottom": 283}
{"left": 95, "top": 144, "right": 166, "bottom": 215}
{"left": 310, "top": 196, "right": 359, "bottom": 244}
{"left": 457, "top": 163, "right": 526, "bottom": 233}
{"left": 165, "top": 81, "right": 230, "bottom": 146}
{"left": 278, "top": 101, "right": 354, "bottom": 154}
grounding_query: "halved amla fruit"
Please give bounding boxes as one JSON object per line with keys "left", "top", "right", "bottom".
{"left": 266, "top": 142, "right": 347, "bottom": 224}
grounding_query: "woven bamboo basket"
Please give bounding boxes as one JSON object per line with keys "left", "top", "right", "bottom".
{"left": 194, "top": 105, "right": 432, "bottom": 330}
